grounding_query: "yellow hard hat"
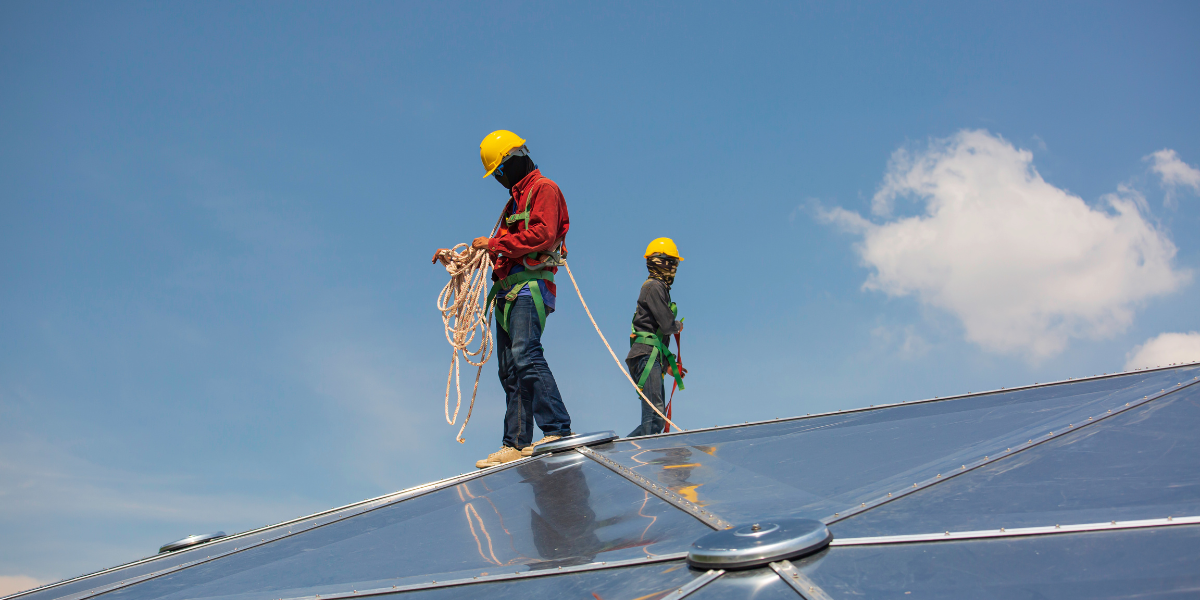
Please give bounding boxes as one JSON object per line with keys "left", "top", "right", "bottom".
{"left": 645, "top": 237, "right": 683, "bottom": 260}
{"left": 480, "top": 130, "right": 527, "bottom": 178}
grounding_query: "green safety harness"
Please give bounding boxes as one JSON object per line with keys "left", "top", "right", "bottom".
{"left": 485, "top": 178, "right": 566, "bottom": 333}
{"left": 630, "top": 301, "right": 685, "bottom": 392}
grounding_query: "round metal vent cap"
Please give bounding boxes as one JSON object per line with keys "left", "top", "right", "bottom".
{"left": 159, "top": 531, "right": 227, "bottom": 554}
{"left": 687, "top": 518, "right": 832, "bottom": 570}
{"left": 531, "top": 431, "right": 617, "bottom": 456}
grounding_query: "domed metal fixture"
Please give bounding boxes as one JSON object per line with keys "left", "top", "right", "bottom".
{"left": 531, "top": 431, "right": 618, "bottom": 456}
{"left": 159, "top": 531, "right": 227, "bottom": 554}
{"left": 687, "top": 518, "right": 832, "bottom": 570}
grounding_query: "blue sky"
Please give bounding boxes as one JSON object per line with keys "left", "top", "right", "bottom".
{"left": 2, "top": 0, "right": 1199, "bottom": 588}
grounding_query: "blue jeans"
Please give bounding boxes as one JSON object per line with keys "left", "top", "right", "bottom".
{"left": 496, "top": 295, "right": 572, "bottom": 448}
{"left": 626, "top": 353, "right": 666, "bottom": 437}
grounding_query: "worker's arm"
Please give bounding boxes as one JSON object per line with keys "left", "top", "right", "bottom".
{"left": 644, "top": 281, "right": 683, "bottom": 337}
{"left": 488, "top": 181, "right": 562, "bottom": 258}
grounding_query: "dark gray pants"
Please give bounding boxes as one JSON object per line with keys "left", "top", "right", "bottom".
{"left": 626, "top": 353, "right": 666, "bottom": 437}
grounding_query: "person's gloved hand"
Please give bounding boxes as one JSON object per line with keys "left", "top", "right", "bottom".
{"left": 667, "top": 364, "right": 688, "bottom": 378}
{"left": 431, "top": 248, "right": 450, "bottom": 265}
{"left": 472, "top": 237, "right": 490, "bottom": 250}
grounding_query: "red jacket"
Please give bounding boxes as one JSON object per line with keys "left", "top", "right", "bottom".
{"left": 488, "top": 169, "right": 570, "bottom": 296}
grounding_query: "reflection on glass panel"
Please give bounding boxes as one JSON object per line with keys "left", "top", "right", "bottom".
{"left": 94, "top": 454, "right": 711, "bottom": 600}
{"left": 795, "top": 525, "right": 1200, "bottom": 599}
{"left": 835, "top": 384, "right": 1200, "bottom": 537}
{"left": 387, "top": 561, "right": 699, "bottom": 600}
{"left": 684, "top": 568, "right": 801, "bottom": 599}
{"left": 18, "top": 498, "right": 386, "bottom": 600}
{"left": 594, "top": 366, "right": 1199, "bottom": 525}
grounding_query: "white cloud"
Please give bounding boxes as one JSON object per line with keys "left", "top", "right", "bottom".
{"left": 1125, "top": 332, "right": 1200, "bottom": 370}
{"left": 823, "top": 130, "right": 1190, "bottom": 360}
{"left": 1145, "top": 149, "right": 1200, "bottom": 205}
{"left": 0, "top": 576, "right": 49, "bottom": 597}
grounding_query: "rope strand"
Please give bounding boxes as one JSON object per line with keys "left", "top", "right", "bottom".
{"left": 436, "top": 243, "right": 495, "bottom": 443}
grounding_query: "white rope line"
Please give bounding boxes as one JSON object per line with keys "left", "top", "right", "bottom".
{"left": 562, "top": 261, "right": 684, "bottom": 432}
{"left": 436, "top": 243, "right": 495, "bottom": 443}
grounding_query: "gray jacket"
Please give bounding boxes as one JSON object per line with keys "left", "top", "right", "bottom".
{"left": 627, "top": 279, "right": 683, "bottom": 361}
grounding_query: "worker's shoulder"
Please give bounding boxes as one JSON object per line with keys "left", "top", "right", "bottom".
{"left": 639, "top": 278, "right": 668, "bottom": 295}
{"left": 531, "top": 175, "right": 563, "bottom": 195}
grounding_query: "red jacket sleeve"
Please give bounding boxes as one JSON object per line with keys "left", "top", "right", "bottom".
{"left": 489, "top": 180, "right": 565, "bottom": 258}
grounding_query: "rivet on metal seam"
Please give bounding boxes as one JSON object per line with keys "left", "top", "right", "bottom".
{"left": 944, "top": 531, "right": 950, "bottom": 536}
{"left": 913, "top": 483, "right": 918, "bottom": 487}
{"left": 1112, "top": 521, "right": 1117, "bottom": 525}
{"left": 861, "top": 503, "right": 866, "bottom": 507}
{"left": 1055, "top": 525, "right": 1060, "bottom": 529}
{"left": 1000, "top": 528, "right": 1005, "bottom": 532}
{"left": 888, "top": 493, "right": 892, "bottom": 497}
{"left": 936, "top": 474, "right": 941, "bottom": 478}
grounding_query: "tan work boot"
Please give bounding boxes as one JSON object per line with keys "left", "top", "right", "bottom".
{"left": 476, "top": 446, "right": 522, "bottom": 469}
{"left": 521, "top": 435, "right": 563, "bottom": 456}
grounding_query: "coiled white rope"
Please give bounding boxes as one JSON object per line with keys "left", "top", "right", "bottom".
{"left": 436, "top": 243, "right": 495, "bottom": 443}
{"left": 436, "top": 227, "right": 684, "bottom": 440}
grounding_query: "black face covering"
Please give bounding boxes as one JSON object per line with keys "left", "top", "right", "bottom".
{"left": 492, "top": 155, "right": 535, "bottom": 189}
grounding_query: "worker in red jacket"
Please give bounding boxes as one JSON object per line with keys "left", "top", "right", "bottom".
{"left": 435, "top": 130, "right": 574, "bottom": 468}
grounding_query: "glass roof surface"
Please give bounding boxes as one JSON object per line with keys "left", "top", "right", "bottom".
{"left": 379, "top": 561, "right": 700, "bottom": 599}
{"left": 834, "top": 383, "right": 1200, "bottom": 537}
{"left": 89, "top": 452, "right": 711, "bottom": 600}
{"left": 793, "top": 525, "right": 1200, "bottom": 599}
{"left": 17, "top": 496, "right": 393, "bottom": 600}
{"left": 591, "top": 367, "right": 1198, "bottom": 526}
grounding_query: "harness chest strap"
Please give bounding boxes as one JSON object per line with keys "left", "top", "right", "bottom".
{"left": 501, "top": 178, "right": 568, "bottom": 267}
{"left": 488, "top": 177, "right": 570, "bottom": 332}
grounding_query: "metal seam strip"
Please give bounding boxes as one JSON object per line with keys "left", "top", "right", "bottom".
{"left": 270, "top": 552, "right": 690, "bottom": 600}
{"left": 634, "top": 362, "right": 1200, "bottom": 441}
{"left": 830, "top": 515, "right": 1200, "bottom": 546}
{"left": 574, "top": 446, "right": 734, "bottom": 530}
{"left": 823, "top": 375, "right": 1200, "bottom": 525}
{"left": 770, "top": 560, "right": 834, "bottom": 600}
{"left": 24, "top": 457, "right": 545, "bottom": 600}
{"left": 660, "top": 569, "right": 724, "bottom": 599}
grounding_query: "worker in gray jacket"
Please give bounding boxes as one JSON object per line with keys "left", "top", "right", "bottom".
{"left": 626, "top": 237, "right": 687, "bottom": 437}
